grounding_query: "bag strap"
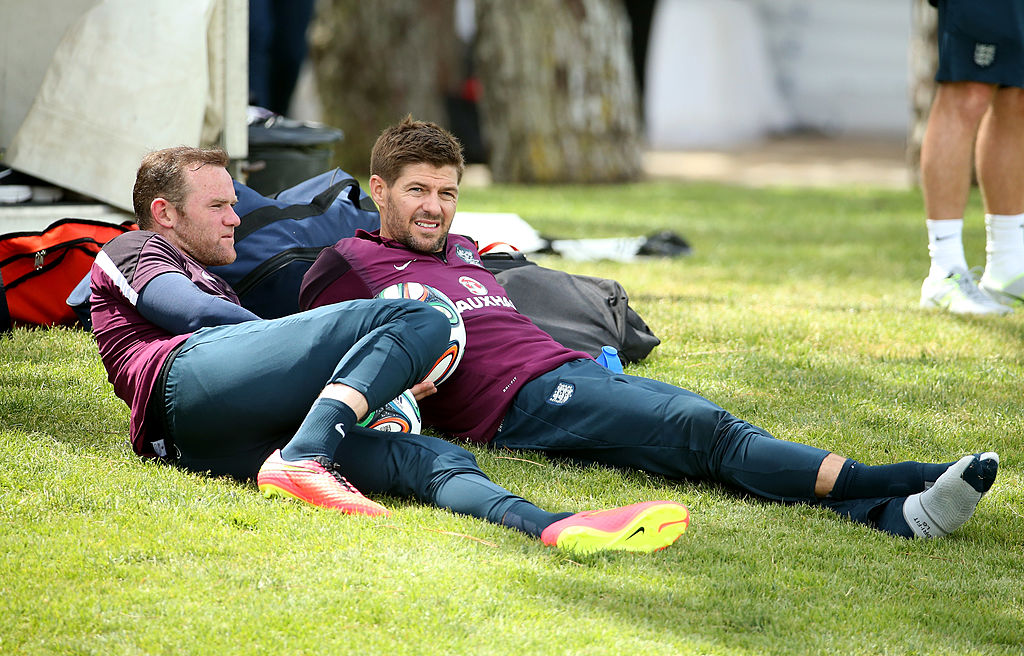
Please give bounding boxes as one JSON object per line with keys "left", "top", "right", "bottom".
{"left": 0, "top": 268, "right": 11, "bottom": 333}
{"left": 234, "top": 176, "right": 369, "bottom": 241}
{"left": 481, "top": 250, "right": 532, "bottom": 273}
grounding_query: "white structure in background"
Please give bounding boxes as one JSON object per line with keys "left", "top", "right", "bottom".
{"left": 0, "top": 0, "right": 247, "bottom": 229}
{"left": 759, "top": 0, "right": 912, "bottom": 136}
{"left": 645, "top": 0, "right": 912, "bottom": 149}
{"left": 645, "top": 0, "right": 792, "bottom": 149}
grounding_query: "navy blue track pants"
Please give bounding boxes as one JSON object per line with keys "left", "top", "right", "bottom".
{"left": 493, "top": 359, "right": 831, "bottom": 503}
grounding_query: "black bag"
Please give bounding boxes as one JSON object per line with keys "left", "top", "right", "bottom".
{"left": 209, "top": 168, "right": 380, "bottom": 318}
{"left": 482, "top": 251, "right": 660, "bottom": 363}
{"left": 0, "top": 269, "right": 10, "bottom": 333}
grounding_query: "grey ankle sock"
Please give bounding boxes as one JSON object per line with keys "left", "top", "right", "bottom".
{"left": 902, "top": 452, "right": 999, "bottom": 539}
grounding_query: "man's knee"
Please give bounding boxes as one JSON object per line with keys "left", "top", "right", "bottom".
{"left": 316, "top": 298, "right": 449, "bottom": 353}
{"left": 415, "top": 438, "right": 487, "bottom": 497}
{"left": 433, "top": 447, "right": 481, "bottom": 474}
{"left": 663, "top": 392, "right": 733, "bottom": 447}
{"left": 935, "top": 81, "right": 998, "bottom": 123}
{"left": 395, "top": 431, "right": 480, "bottom": 473}
{"left": 403, "top": 303, "right": 451, "bottom": 351}
{"left": 992, "top": 86, "right": 1024, "bottom": 118}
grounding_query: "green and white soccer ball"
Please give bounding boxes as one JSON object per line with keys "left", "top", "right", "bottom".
{"left": 358, "top": 389, "right": 421, "bottom": 433}
{"left": 377, "top": 281, "right": 466, "bottom": 385}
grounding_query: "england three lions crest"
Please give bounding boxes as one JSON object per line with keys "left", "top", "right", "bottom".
{"left": 455, "top": 244, "right": 481, "bottom": 266}
{"left": 975, "top": 43, "right": 996, "bottom": 68}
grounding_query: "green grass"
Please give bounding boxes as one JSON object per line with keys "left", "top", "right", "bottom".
{"left": 3, "top": 180, "right": 1023, "bottom": 655}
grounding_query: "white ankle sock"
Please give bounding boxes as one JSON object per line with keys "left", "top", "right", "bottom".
{"left": 902, "top": 452, "right": 999, "bottom": 538}
{"left": 984, "top": 213, "right": 1024, "bottom": 281}
{"left": 927, "top": 219, "right": 968, "bottom": 278}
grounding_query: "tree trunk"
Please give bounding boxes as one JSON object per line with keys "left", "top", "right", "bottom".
{"left": 474, "top": 0, "right": 642, "bottom": 183}
{"left": 907, "top": 0, "right": 939, "bottom": 186}
{"left": 309, "top": 0, "right": 458, "bottom": 175}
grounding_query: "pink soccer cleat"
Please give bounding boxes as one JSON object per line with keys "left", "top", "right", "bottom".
{"left": 257, "top": 449, "right": 389, "bottom": 517}
{"left": 541, "top": 500, "right": 689, "bottom": 554}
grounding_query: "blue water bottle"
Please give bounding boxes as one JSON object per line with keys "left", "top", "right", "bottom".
{"left": 596, "top": 345, "right": 624, "bottom": 373}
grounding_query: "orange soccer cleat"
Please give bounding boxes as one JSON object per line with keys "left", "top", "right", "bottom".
{"left": 257, "top": 449, "right": 389, "bottom": 517}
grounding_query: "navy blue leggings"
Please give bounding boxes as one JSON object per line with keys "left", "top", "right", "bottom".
{"left": 332, "top": 426, "right": 530, "bottom": 525}
{"left": 493, "top": 359, "right": 830, "bottom": 503}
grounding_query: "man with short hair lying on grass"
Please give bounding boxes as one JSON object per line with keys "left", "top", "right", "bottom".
{"left": 300, "top": 116, "right": 999, "bottom": 540}
{"left": 88, "top": 145, "right": 691, "bottom": 555}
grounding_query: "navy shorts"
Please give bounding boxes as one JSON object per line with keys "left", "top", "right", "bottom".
{"left": 936, "top": 0, "right": 1024, "bottom": 86}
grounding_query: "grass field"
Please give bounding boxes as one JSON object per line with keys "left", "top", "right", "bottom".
{"left": 2, "top": 180, "right": 1022, "bottom": 655}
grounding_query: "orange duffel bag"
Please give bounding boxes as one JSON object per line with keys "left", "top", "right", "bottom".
{"left": 0, "top": 218, "right": 136, "bottom": 330}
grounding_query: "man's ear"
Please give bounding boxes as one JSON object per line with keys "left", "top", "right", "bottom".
{"left": 368, "top": 175, "right": 387, "bottom": 207}
{"left": 150, "top": 198, "right": 178, "bottom": 230}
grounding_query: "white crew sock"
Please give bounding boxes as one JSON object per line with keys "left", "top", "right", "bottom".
{"left": 902, "top": 452, "right": 999, "bottom": 539}
{"left": 926, "top": 219, "right": 968, "bottom": 278}
{"left": 984, "top": 213, "right": 1024, "bottom": 282}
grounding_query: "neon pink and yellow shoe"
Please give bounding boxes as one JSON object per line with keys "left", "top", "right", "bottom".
{"left": 541, "top": 501, "right": 689, "bottom": 554}
{"left": 257, "top": 449, "right": 389, "bottom": 517}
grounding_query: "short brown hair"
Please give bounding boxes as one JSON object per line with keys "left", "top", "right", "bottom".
{"left": 133, "top": 146, "right": 230, "bottom": 229}
{"left": 370, "top": 116, "right": 465, "bottom": 186}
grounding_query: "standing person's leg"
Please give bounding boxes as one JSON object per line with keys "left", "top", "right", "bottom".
{"left": 267, "top": 0, "right": 316, "bottom": 115}
{"left": 977, "top": 86, "right": 1024, "bottom": 303}
{"left": 921, "top": 82, "right": 994, "bottom": 225}
{"left": 247, "top": 0, "right": 274, "bottom": 108}
{"left": 919, "top": 82, "right": 1009, "bottom": 314}
{"left": 492, "top": 360, "right": 998, "bottom": 537}
{"left": 920, "top": 0, "right": 1021, "bottom": 314}
{"left": 162, "top": 299, "right": 447, "bottom": 479}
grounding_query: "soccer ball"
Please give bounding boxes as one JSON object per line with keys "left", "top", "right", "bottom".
{"left": 377, "top": 282, "right": 466, "bottom": 385}
{"left": 358, "top": 389, "right": 421, "bottom": 433}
